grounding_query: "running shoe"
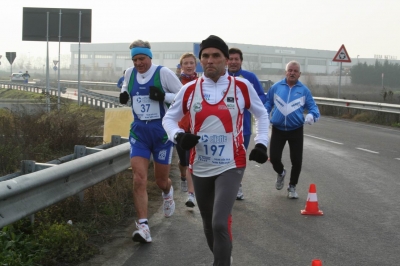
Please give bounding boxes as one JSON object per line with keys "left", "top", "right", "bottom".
{"left": 162, "top": 186, "right": 175, "bottom": 217}
{"left": 132, "top": 222, "right": 152, "bottom": 243}
{"left": 236, "top": 183, "right": 244, "bottom": 200}
{"left": 275, "top": 169, "right": 286, "bottom": 190}
{"left": 181, "top": 179, "right": 188, "bottom": 192}
{"left": 185, "top": 192, "right": 196, "bottom": 208}
{"left": 287, "top": 185, "right": 298, "bottom": 199}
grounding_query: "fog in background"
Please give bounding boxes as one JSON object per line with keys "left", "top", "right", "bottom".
{"left": 1, "top": 0, "right": 399, "bottom": 74}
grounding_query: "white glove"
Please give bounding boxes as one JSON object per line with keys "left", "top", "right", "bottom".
{"left": 305, "top": 114, "right": 314, "bottom": 125}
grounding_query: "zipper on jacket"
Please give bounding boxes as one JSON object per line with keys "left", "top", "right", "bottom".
{"left": 285, "top": 85, "right": 292, "bottom": 130}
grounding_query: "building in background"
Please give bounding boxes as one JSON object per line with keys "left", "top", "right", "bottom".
{"left": 69, "top": 42, "right": 400, "bottom": 84}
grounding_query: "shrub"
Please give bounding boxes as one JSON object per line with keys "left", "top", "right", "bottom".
{"left": 0, "top": 222, "right": 46, "bottom": 266}
{"left": 38, "top": 223, "right": 98, "bottom": 265}
{"left": 0, "top": 102, "right": 103, "bottom": 176}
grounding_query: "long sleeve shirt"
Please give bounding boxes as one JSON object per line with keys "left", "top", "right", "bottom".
{"left": 163, "top": 72, "right": 269, "bottom": 147}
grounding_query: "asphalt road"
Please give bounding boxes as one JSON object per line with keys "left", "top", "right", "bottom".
{"left": 76, "top": 116, "right": 400, "bottom": 266}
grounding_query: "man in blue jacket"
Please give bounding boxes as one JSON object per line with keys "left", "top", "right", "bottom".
{"left": 228, "top": 47, "right": 266, "bottom": 200}
{"left": 264, "top": 61, "right": 320, "bottom": 199}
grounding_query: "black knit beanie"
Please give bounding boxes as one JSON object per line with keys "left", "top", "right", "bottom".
{"left": 199, "top": 35, "right": 229, "bottom": 59}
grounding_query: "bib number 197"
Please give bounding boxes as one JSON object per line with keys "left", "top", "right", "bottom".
{"left": 203, "top": 144, "right": 225, "bottom": 156}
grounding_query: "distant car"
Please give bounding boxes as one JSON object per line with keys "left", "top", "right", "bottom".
{"left": 259, "top": 80, "right": 274, "bottom": 94}
{"left": 10, "top": 73, "right": 25, "bottom": 82}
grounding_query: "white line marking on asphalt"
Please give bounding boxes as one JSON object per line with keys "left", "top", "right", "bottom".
{"left": 356, "top": 148, "right": 379, "bottom": 154}
{"left": 395, "top": 158, "right": 400, "bottom": 160}
{"left": 305, "top": 134, "right": 343, "bottom": 145}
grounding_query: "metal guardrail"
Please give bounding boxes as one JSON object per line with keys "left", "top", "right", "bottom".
{"left": 0, "top": 140, "right": 117, "bottom": 182}
{"left": 314, "top": 97, "right": 400, "bottom": 114}
{"left": 2, "top": 80, "right": 399, "bottom": 114}
{"left": 81, "top": 89, "right": 128, "bottom": 108}
{"left": 59, "top": 80, "right": 119, "bottom": 91}
{"left": 0, "top": 81, "right": 126, "bottom": 109}
{"left": 0, "top": 81, "right": 65, "bottom": 95}
{"left": 0, "top": 136, "right": 129, "bottom": 228}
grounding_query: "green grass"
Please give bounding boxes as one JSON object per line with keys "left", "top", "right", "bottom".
{"left": 0, "top": 88, "right": 46, "bottom": 100}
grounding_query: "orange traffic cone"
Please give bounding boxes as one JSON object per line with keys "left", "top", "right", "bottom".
{"left": 301, "top": 184, "right": 323, "bottom": 215}
{"left": 311, "top": 259, "right": 323, "bottom": 266}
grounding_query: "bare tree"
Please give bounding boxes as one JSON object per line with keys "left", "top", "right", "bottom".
{"left": 242, "top": 61, "right": 261, "bottom": 72}
{"left": 242, "top": 54, "right": 261, "bottom": 73}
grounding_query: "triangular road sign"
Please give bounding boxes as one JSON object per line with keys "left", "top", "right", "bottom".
{"left": 6, "top": 52, "right": 16, "bottom": 65}
{"left": 332, "top": 44, "right": 351, "bottom": 63}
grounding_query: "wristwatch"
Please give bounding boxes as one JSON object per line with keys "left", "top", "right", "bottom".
{"left": 174, "top": 132, "right": 181, "bottom": 142}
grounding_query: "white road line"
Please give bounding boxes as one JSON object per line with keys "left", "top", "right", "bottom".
{"left": 304, "top": 134, "right": 343, "bottom": 145}
{"left": 395, "top": 158, "right": 400, "bottom": 160}
{"left": 356, "top": 148, "right": 379, "bottom": 154}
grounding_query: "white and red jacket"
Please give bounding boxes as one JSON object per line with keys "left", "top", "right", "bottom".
{"left": 163, "top": 72, "right": 269, "bottom": 177}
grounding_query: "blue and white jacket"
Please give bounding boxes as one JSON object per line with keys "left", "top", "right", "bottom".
{"left": 264, "top": 78, "right": 320, "bottom": 131}
{"left": 228, "top": 68, "right": 266, "bottom": 136}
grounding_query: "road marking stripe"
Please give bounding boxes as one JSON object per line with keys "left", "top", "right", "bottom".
{"left": 305, "top": 134, "right": 343, "bottom": 145}
{"left": 395, "top": 158, "right": 400, "bottom": 160}
{"left": 356, "top": 148, "right": 379, "bottom": 154}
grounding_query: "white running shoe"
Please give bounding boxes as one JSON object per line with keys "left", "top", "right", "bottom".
{"left": 132, "top": 222, "right": 152, "bottom": 243}
{"left": 180, "top": 179, "right": 188, "bottom": 192}
{"left": 162, "top": 186, "right": 175, "bottom": 217}
{"left": 275, "top": 169, "right": 286, "bottom": 190}
{"left": 287, "top": 185, "right": 299, "bottom": 199}
{"left": 185, "top": 193, "right": 196, "bottom": 208}
{"left": 236, "top": 183, "right": 244, "bottom": 200}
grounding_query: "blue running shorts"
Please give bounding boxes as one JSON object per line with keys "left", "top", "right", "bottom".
{"left": 129, "top": 120, "right": 173, "bottom": 165}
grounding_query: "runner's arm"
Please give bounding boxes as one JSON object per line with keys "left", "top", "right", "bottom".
{"left": 160, "top": 67, "right": 183, "bottom": 104}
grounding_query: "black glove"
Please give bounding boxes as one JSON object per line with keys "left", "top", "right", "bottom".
{"left": 149, "top": 86, "right": 165, "bottom": 102}
{"left": 119, "top": 91, "right": 130, "bottom": 104}
{"left": 249, "top": 143, "right": 268, "bottom": 164}
{"left": 175, "top": 133, "right": 200, "bottom": 150}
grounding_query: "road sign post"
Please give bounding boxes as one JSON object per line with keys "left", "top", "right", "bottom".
{"left": 53, "top": 60, "right": 61, "bottom": 109}
{"left": 53, "top": 60, "right": 59, "bottom": 81}
{"left": 332, "top": 45, "right": 351, "bottom": 99}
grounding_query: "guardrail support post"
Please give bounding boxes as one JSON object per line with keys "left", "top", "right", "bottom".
{"left": 21, "top": 160, "right": 37, "bottom": 225}
{"left": 111, "top": 135, "right": 121, "bottom": 147}
{"left": 74, "top": 145, "right": 87, "bottom": 202}
{"left": 21, "top": 160, "right": 36, "bottom": 174}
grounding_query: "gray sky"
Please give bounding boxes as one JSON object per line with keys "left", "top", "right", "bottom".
{"left": 1, "top": 0, "right": 399, "bottom": 67}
